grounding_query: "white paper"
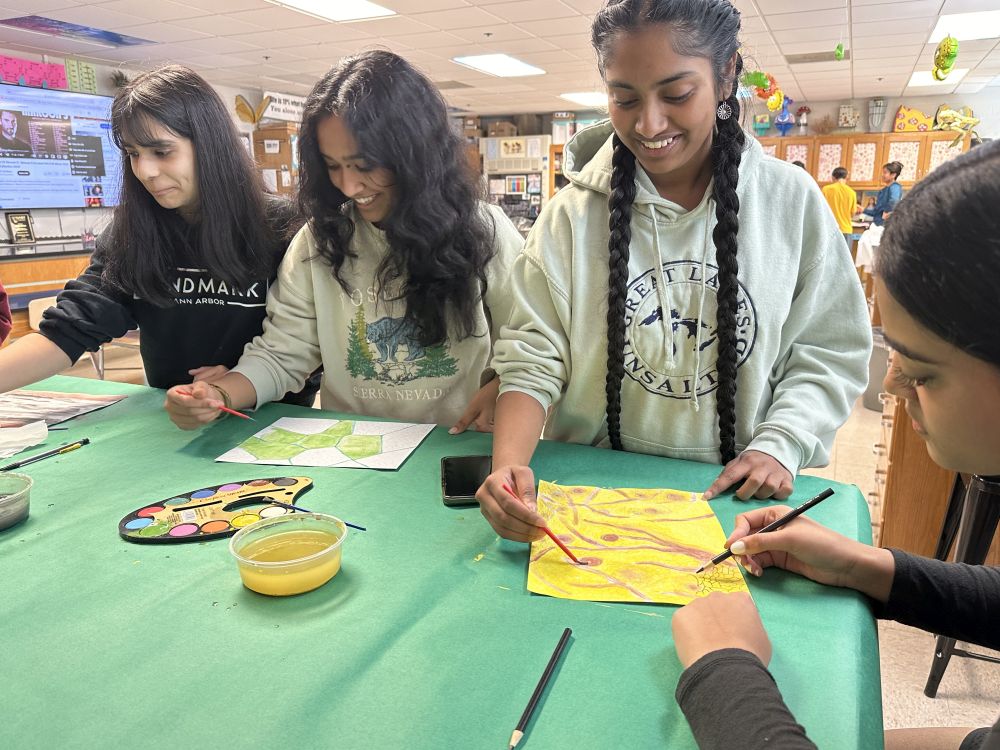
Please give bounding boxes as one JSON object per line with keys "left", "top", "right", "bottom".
{"left": 261, "top": 169, "right": 278, "bottom": 191}
{"left": 280, "top": 170, "right": 291, "bottom": 187}
{"left": 263, "top": 139, "right": 280, "bottom": 154}
{"left": 0, "top": 421, "right": 47, "bottom": 460}
{"left": 216, "top": 417, "right": 435, "bottom": 471}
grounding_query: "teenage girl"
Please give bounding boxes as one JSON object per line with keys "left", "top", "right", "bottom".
{"left": 165, "top": 51, "right": 522, "bottom": 431}
{"left": 671, "top": 138, "right": 1000, "bottom": 750}
{"left": 0, "top": 65, "right": 317, "bottom": 405}
{"left": 477, "top": 0, "right": 871, "bottom": 541}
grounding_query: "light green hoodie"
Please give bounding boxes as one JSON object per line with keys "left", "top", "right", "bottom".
{"left": 494, "top": 121, "right": 872, "bottom": 473}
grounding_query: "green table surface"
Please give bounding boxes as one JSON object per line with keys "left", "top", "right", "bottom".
{"left": 1, "top": 376, "right": 883, "bottom": 750}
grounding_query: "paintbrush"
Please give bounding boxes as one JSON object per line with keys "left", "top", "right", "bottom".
{"left": 502, "top": 483, "right": 585, "bottom": 565}
{"left": 176, "top": 388, "right": 255, "bottom": 421}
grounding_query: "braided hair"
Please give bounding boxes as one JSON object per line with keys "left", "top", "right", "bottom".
{"left": 592, "top": 0, "right": 745, "bottom": 462}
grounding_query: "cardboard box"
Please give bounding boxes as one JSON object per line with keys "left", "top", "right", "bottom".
{"left": 488, "top": 121, "right": 518, "bottom": 137}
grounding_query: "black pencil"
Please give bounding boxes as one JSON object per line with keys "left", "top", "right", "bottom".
{"left": 696, "top": 487, "right": 835, "bottom": 574}
{"left": 509, "top": 628, "right": 572, "bottom": 750}
{"left": 1, "top": 438, "right": 91, "bottom": 472}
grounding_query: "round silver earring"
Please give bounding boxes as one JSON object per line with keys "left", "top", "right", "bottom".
{"left": 717, "top": 101, "right": 733, "bottom": 120}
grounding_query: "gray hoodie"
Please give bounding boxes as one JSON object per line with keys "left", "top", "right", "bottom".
{"left": 493, "top": 121, "right": 872, "bottom": 473}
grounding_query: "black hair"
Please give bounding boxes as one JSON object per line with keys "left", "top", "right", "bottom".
{"left": 884, "top": 161, "right": 903, "bottom": 179}
{"left": 297, "top": 50, "right": 495, "bottom": 347}
{"left": 792, "top": 160, "right": 805, "bottom": 169}
{"left": 876, "top": 140, "right": 1000, "bottom": 367}
{"left": 832, "top": 167, "right": 848, "bottom": 180}
{"left": 592, "top": 0, "right": 744, "bottom": 462}
{"left": 103, "top": 65, "right": 285, "bottom": 306}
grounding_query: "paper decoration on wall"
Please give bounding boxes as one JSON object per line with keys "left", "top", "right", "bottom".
{"left": 934, "top": 105, "right": 980, "bottom": 147}
{"left": 235, "top": 95, "right": 272, "bottom": 125}
{"left": 932, "top": 36, "right": 959, "bottom": 81}
{"left": 216, "top": 416, "right": 435, "bottom": 471}
{"left": 838, "top": 104, "right": 861, "bottom": 129}
{"left": 893, "top": 105, "right": 934, "bottom": 132}
{"left": 526, "top": 482, "right": 749, "bottom": 605}
{"left": 64, "top": 59, "right": 97, "bottom": 94}
{"left": 0, "top": 55, "right": 67, "bottom": 89}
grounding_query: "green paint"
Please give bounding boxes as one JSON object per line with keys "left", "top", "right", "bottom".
{"left": 335, "top": 434, "right": 382, "bottom": 460}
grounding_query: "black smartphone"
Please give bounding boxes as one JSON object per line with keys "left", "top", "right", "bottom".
{"left": 441, "top": 455, "right": 491, "bottom": 507}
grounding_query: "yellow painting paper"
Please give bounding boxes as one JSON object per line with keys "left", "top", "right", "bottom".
{"left": 527, "top": 482, "right": 749, "bottom": 605}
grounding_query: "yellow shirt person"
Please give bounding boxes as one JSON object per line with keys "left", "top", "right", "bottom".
{"left": 821, "top": 167, "right": 859, "bottom": 236}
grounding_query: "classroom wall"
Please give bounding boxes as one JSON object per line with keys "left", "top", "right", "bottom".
{"left": 0, "top": 47, "right": 263, "bottom": 251}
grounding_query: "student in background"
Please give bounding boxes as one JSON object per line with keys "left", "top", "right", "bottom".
{"left": 476, "top": 0, "right": 871, "bottom": 542}
{"left": 855, "top": 161, "right": 904, "bottom": 272}
{"left": 0, "top": 66, "right": 318, "bottom": 405}
{"left": 0, "top": 277, "right": 10, "bottom": 344}
{"left": 165, "top": 51, "right": 522, "bottom": 433}
{"left": 670, "top": 141, "right": 1000, "bottom": 750}
{"left": 821, "top": 166, "right": 860, "bottom": 250}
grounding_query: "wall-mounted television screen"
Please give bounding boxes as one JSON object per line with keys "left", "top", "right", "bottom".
{"left": 0, "top": 83, "right": 121, "bottom": 209}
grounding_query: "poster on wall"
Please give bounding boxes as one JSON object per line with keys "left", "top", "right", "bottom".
{"left": 488, "top": 178, "right": 505, "bottom": 195}
{"left": 526, "top": 174, "right": 542, "bottom": 195}
{"left": 500, "top": 138, "right": 525, "bottom": 158}
{"left": 505, "top": 175, "right": 526, "bottom": 194}
{"left": 262, "top": 91, "right": 306, "bottom": 123}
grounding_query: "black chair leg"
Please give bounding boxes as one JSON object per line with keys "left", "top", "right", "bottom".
{"left": 924, "top": 476, "right": 1000, "bottom": 697}
{"left": 933, "top": 475, "right": 966, "bottom": 561}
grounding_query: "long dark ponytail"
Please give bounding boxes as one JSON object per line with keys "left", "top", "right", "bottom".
{"left": 592, "top": 0, "right": 745, "bottom": 461}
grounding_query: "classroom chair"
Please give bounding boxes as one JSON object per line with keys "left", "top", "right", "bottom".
{"left": 924, "top": 474, "right": 1000, "bottom": 697}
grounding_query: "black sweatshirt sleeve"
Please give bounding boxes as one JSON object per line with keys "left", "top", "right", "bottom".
{"left": 874, "top": 550, "right": 1000, "bottom": 649}
{"left": 676, "top": 648, "right": 816, "bottom": 750}
{"left": 38, "top": 240, "right": 138, "bottom": 361}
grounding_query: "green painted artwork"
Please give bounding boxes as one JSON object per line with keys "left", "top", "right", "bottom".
{"left": 217, "top": 417, "right": 435, "bottom": 471}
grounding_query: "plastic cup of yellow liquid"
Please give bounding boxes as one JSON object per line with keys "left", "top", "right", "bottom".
{"left": 229, "top": 512, "right": 347, "bottom": 596}
{"left": 0, "top": 472, "right": 33, "bottom": 531}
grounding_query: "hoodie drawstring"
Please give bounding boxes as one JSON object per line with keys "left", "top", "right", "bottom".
{"left": 690, "top": 209, "right": 713, "bottom": 413}
{"left": 650, "top": 220, "right": 675, "bottom": 369}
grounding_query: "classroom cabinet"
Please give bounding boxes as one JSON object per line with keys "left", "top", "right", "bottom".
{"left": 755, "top": 131, "right": 969, "bottom": 190}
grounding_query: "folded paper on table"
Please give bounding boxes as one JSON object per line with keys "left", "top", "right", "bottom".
{"left": 527, "top": 481, "right": 749, "bottom": 605}
{"left": 0, "top": 420, "right": 48, "bottom": 460}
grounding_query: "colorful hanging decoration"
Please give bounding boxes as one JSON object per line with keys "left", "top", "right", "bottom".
{"left": 740, "top": 70, "right": 779, "bottom": 104}
{"left": 932, "top": 35, "right": 959, "bottom": 81}
{"left": 766, "top": 88, "right": 784, "bottom": 112}
{"left": 796, "top": 105, "right": 811, "bottom": 135}
{"left": 834, "top": 43, "right": 845, "bottom": 61}
{"left": 774, "top": 96, "right": 795, "bottom": 136}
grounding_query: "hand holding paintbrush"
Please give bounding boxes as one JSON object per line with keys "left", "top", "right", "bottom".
{"left": 165, "top": 377, "right": 256, "bottom": 429}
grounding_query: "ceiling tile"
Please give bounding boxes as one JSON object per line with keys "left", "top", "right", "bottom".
{"left": 410, "top": 6, "right": 504, "bottom": 30}
{"left": 112, "top": 22, "right": 211, "bottom": 43}
{"left": 474, "top": 0, "right": 578, "bottom": 23}
{"left": 766, "top": 9, "right": 847, "bottom": 31}
{"left": 98, "top": 0, "right": 210, "bottom": 23}
{"left": 851, "top": 18, "right": 935, "bottom": 37}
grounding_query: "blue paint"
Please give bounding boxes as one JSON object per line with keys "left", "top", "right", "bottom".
{"left": 125, "top": 518, "right": 153, "bottom": 530}
{"left": 190, "top": 490, "right": 215, "bottom": 499}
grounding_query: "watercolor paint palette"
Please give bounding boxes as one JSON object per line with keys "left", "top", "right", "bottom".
{"left": 119, "top": 477, "right": 312, "bottom": 545}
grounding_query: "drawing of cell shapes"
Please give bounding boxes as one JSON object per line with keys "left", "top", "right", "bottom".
{"left": 241, "top": 436, "right": 303, "bottom": 461}
{"left": 696, "top": 562, "right": 747, "bottom": 594}
{"left": 261, "top": 428, "right": 302, "bottom": 445}
{"left": 335, "top": 434, "right": 383, "bottom": 460}
{"left": 322, "top": 421, "right": 354, "bottom": 440}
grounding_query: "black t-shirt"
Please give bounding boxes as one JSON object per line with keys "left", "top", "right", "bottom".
{"left": 39, "top": 196, "right": 320, "bottom": 406}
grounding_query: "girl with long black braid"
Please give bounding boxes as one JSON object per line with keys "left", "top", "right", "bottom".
{"left": 477, "top": 0, "right": 871, "bottom": 543}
